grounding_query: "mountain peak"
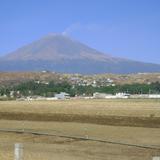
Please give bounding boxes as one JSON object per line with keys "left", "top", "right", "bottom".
{"left": 44, "top": 32, "right": 69, "bottom": 38}
{"left": 3, "top": 34, "right": 110, "bottom": 62}
{"left": 42, "top": 33, "right": 73, "bottom": 40}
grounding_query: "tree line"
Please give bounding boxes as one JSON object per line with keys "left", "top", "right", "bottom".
{"left": 0, "top": 81, "right": 160, "bottom": 97}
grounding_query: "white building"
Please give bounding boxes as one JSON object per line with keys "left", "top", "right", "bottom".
{"left": 149, "top": 94, "right": 160, "bottom": 99}
{"left": 54, "top": 92, "right": 70, "bottom": 99}
{"left": 93, "top": 92, "right": 116, "bottom": 99}
{"left": 115, "top": 93, "right": 130, "bottom": 99}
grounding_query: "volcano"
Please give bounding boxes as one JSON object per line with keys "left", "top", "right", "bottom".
{"left": 0, "top": 34, "right": 160, "bottom": 74}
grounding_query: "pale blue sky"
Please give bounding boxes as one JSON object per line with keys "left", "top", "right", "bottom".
{"left": 0, "top": 0, "right": 160, "bottom": 64}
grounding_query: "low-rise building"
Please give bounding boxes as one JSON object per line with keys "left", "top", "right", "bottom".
{"left": 149, "top": 94, "right": 160, "bottom": 99}
{"left": 93, "top": 92, "right": 116, "bottom": 99}
{"left": 93, "top": 92, "right": 130, "bottom": 99}
{"left": 54, "top": 92, "right": 70, "bottom": 100}
{"left": 115, "top": 93, "right": 130, "bottom": 99}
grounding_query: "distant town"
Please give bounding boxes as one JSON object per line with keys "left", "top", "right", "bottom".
{"left": 0, "top": 72, "right": 160, "bottom": 101}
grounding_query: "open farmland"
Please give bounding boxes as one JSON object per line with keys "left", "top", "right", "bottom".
{"left": 0, "top": 99, "right": 160, "bottom": 159}
{"left": 0, "top": 99, "right": 160, "bottom": 127}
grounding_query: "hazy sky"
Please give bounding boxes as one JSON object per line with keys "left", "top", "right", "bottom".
{"left": 0, "top": 0, "right": 160, "bottom": 64}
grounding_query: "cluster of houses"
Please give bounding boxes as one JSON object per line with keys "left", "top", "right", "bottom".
{"left": 69, "top": 76, "right": 116, "bottom": 87}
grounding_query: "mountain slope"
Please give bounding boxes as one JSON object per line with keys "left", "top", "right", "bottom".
{"left": 3, "top": 34, "right": 112, "bottom": 62}
{"left": 0, "top": 34, "right": 160, "bottom": 74}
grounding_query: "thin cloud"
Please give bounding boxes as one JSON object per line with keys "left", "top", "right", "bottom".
{"left": 62, "top": 23, "right": 107, "bottom": 35}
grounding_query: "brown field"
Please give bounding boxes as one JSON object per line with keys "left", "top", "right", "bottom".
{"left": 0, "top": 99, "right": 160, "bottom": 127}
{"left": 0, "top": 99, "right": 160, "bottom": 116}
{"left": 0, "top": 99, "right": 160, "bottom": 159}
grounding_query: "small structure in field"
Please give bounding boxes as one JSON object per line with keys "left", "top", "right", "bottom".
{"left": 149, "top": 94, "right": 160, "bottom": 99}
{"left": 54, "top": 92, "right": 70, "bottom": 100}
{"left": 93, "top": 92, "right": 116, "bottom": 99}
{"left": 115, "top": 93, "right": 130, "bottom": 99}
{"left": 93, "top": 92, "right": 130, "bottom": 99}
{"left": 152, "top": 156, "right": 160, "bottom": 160}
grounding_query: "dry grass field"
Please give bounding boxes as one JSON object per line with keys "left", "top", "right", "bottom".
{"left": 0, "top": 99, "right": 160, "bottom": 127}
{"left": 0, "top": 99, "right": 160, "bottom": 116}
{"left": 0, "top": 99, "right": 160, "bottom": 159}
